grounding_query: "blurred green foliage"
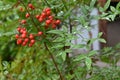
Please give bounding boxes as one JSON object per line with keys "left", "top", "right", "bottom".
{"left": 0, "top": 0, "right": 120, "bottom": 80}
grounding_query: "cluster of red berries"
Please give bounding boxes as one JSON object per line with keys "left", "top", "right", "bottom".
{"left": 35, "top": 8, "right": 61, "bottom": 29}
{"left": 16, "top": 27, "right": 43, "bottom": 47}
{"left": 16, "top": 3, "right": 61, "bottom": 47}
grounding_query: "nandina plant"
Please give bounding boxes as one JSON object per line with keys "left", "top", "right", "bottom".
{"left": 0, "top": 0, "right": 119, "bottom": 80}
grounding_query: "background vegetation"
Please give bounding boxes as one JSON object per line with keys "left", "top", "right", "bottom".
{"left": 0, "top": 0, "right": 120, "bottom": 80}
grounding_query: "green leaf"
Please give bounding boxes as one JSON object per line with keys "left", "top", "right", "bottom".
{"left": 88, "top": 51, "right": 97, "bottom": 57}
{"left": 85, "top": 57, "right": 92, "bottom": 70}
{"left": 103, "top": 0, "right": 110, "bottom": 11}
{"left": 51, "top": 43, "right": 64, "bottom": 49}
{"left": 62, "top": 26, "right": 68, "bottom": 32}
{"left": 74, "top": 54, "right": 86, "bottom": 61}
{"left": 53, "top": 37, "right": 64, "bottom": 42}
{"left": 47, "top": 30, "right": 64, "bottom": 37}
{"left": 61, "top": 51, "right": 66, "bottom": 61}
{"left": 99, "top": 7, "right": 104, "bottom": 12}
{"left": 99, "top": 39, "right": 106, "bottom": 43}
{"left": 72, "top": 44, "right": 85, "bottom": 49}
{"left": 116, "top": 2, "right": 120, "bottom": 9}
{"left": 90, "top": 0, "right": 97, "bottom": 9}
{"left": 98, "top": 32, "right": 103, "bottom": 38}
{"left": 110, "top": 6, "right": 116, "bottom": 12}
{"left": 79, "top": 16, "right": 86, "bottom": 25}
{"left": 65, "top": 49, "right": 72, "bottom": 53}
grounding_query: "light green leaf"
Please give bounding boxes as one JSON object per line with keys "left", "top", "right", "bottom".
{"left": 74, "top": 54, "right": 86, "bottom": 61}
{"left": 99, "top": 39, "right": 106, "bottom": 43}
{"left": 65, "top": 49, "right": 72, "bottom": 53}
{"left": 47, "top": 30, "right": 64, "bottom": 37}
{"left": 85, "top": 57, "right": 92, "bottom": 70}
{"left": 61, "top": 51, "right": 66, "bottom": 61}
{"left": 51, "top": 43, "right": 64, "bottom": 49}
{"left": 72, "top": 44, "right": 85, "bottom": 49}
{"left": 62, "top": 26, "right": 68, "bottom": 32}
{"left": 90, "top": 0, "right": 97, "bottom": 9}
{"left": 110, "top": 6, "right": 116, "bottom": 12}
{"left": 116, "top": 2, "right": 120, "bottom": 9}
{"left": 53, "top": 37, "right": 64, "bottom": 42}
{"left": 103, "top": 0, "right": 111, "bottom": 11}
{"left": 98, "top": 32, "right": 103, "bottom": 38}
{"left": 88, "top": 51, "right": 97, "bottom": 57}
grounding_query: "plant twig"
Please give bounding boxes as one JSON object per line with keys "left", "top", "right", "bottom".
{"left": 44, "top": 42, "right": 64, "bottom": 80}
{"left": 19, "top": 0, "right": 40, "bottom": 31}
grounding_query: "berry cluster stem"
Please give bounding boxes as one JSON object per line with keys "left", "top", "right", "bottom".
{"left": 19, "top": 0, "right": 40, "bottom": 31}
{"left": 44, "top": 43, "right": 64, "bottom": 80}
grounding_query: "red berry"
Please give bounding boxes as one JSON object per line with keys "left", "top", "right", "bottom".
{"left": 24, "top": 38, "right": 29, "bottom": 42}
{"left": 29, "top": 43, "right": 33, "bottom": 47}
{"left": 17, "top": 39, "right": 22, "bottom": 45}
{"left": 23, "top": 31, "right": 27, "bottom": 34}
{"left": 21, "top": 33, "right": 26, "bottom": 38}
{"left": 15, "top": 34, "right": 19, "bottom": 39}
{"left": 17, "top": 27, "right": 21, "bottom": 32}
{"left": 52, "top": 24, "right": 56, "bottom": 29}
{"left": 29, "top": 34, "right": 34, "bottom": 39}
{"left": 22, "top": 41, "right": 27, "bottom": 46}
{"left": 35, "top": 15, "right": 40, "bottom": 19}
{"left": 30, "top": 39, "right": 35, "bottom": 44}
{"left": 28, "top": 4, "right": 33, "bottom": 8}
{"left": 21, "top": 20, "right": 26, "bottom": 24}
{"left": 55, "top": 20, "right": 61, "bottom": 25}
{"left": 46, "top": 11, "right": 51, "bottom": 16}
{"left": 20, "top": 29, "right": 24, "bottom": 34}
{"left": 45, "top": 8, "right": 51, "bottom": 12}
{"left": 48, "top": 16, "right": 53, "bottom": 20}
{"left": 38, "top": 17, "right": 43, "bottom": 22}
{"left": 41, "top": 13, "right": 46, "bottom": 18}
{"left": 46, "top": 20, "right": 51, "bottom": 25}
{"left": 38, "top": 31, "right": 43, "bottom": 36}
{"left": 26, "top": 13, "right": 30, "bottom": 18}
{"left": 22, "top": 28, "right": 26, "bottom": 31}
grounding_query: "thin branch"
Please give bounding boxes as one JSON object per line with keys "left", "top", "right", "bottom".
{"left": 44, "top": 43, "right": 64, "bottom": 80}
{"left": 19, "top": 0, "right": 40, "bottom": 31}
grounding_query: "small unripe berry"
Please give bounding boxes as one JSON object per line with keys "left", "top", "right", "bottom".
{"left": 19, "top": 7, "right": 24, "bottom": 12}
